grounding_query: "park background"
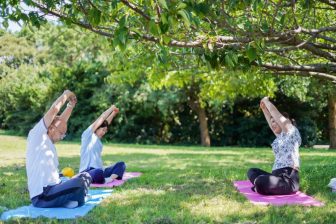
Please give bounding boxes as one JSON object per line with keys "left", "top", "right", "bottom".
{"left": 0, "top": 24, "right": 331, "bottom": 148}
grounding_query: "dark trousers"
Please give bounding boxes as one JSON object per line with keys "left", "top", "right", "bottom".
{"left": 247, "top": 167, "right": 299, "bottom": 195}
{"left": 84, "top": 161, "right": 126, "bottom": 184}
{"left": 31, "top": 172, "right": 92, "bottom": 208}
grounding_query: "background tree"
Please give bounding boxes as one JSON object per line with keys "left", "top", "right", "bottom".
{"left": 105, "top": 43, "right": 278, "bottom": 146}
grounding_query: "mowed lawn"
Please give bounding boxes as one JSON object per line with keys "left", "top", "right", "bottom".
{"left": 0, "top": 133, "right": 336, "bottom": 224}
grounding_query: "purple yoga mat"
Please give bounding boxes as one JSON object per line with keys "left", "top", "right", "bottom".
{"left": 90, "top": 172, "right": 142, "bottom": 188}
{"left": 234, "top": 180, "right": 324, "bottom": 207}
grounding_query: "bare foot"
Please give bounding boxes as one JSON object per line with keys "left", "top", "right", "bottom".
{"left": 63, "top": 200, "right": 78, "bottom": 209}
{"left": 104, "top": 174, "right": 119, "bottom": 183}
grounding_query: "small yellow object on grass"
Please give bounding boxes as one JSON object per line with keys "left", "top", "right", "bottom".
{"left": 62, "top": 167, "right": 75, "bottom": 178}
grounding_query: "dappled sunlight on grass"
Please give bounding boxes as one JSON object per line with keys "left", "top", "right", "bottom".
{"left": 182, "top": 195, "right": 267, "bottom": 221}
{"left": 246, "top": 158, "right": 271, "bottom": 164}
{"left": 3, "top": 172, "right": 15, "bottom": 176}
{"left": 103, "top": 146, "right": 248, "bottom": 156}
{"left": 1, "top": 134, "right": 336, "bottom": 223}
{"left": 300, "top": 151, "right": 336, "bottom": 157}
{"left": 102, "top": 188, "right": 166, "bottom": 207}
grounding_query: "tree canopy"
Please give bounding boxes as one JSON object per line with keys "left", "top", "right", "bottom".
{"left": 2, "top": 0, "right": 336, "bottom": 82}
{"left": 1, "top": 1, "right": 335, "bottom": 147}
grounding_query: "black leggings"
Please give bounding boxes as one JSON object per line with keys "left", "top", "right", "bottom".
{"left": 247, "top": 167, "right": 299, "bottom": 195}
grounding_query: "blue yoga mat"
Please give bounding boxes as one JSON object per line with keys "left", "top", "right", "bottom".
{"left": 0, "top": 189, "right": 113, "bottom": 220}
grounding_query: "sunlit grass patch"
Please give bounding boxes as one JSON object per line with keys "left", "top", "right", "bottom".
{"left": 0, "top": 134, "right": 336, "bottom": 223}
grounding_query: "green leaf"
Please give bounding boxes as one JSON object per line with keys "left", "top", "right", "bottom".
{"left": 149, "top": 20, "right": 160, "bottom": 35}
{"left": 88, "top": 8, "right": 101, "bottom": 26}
{"left": 280, "top": 13, "right": 286, "bottom": 26}
{"left": 261, "top": 21, "right": 269, "bottom": 33}
{"left": 45, "top": 0, "right": 55, "bottom": 8}
{"left": 178, "top": 10, "right": 191, "bottom": 27}
{"left": 230, "top": 52, "right": 239, "bottom": 64}
{"left": 176, "top": 2, "right": 187, "bottom": 10}
{"left": 113, "top": 35, "right": 120, "bottom": 48}
{"left": 28, "top": 12, "right": 42, "bottom": 28}
{"left": 252, "top": 0, "right": 262, "bottom": 11}
{"left": 119, "top": 15, "right": 127, "bottom": 27}
{"left": 161, "top": 13, "right": 168, "bottom": 25}
{"left": 158, "top": 0, "right": 169, "bottom": 10}
{"left": 246, "top": 45, "right": 257, "bottom": 62}
{"left": 255, "top": 39, "right": 265, "bottom": 51}
{"left": 129, "top": 28, "right": 141, "bottom": 38}
{"left": 19, "top": 13, "right": 29, "bottom": 22}
{"left": 225, "top": 54, "right": 234, "bottom": 67}
{"left": 111, "top": 0, "right": 119, "bottom": 9}
{"left": 23, "top": 0, "right": 33, "bottom": 5}
{"left": 158, "top": 49, "right": 168, "bottom": 63}
{"left": 159, "top": 22, "right": 169, "bottom": 34}
{"left": 244, "top": 20, "right": 253, "bottom": 32}
{"left": 162, "top": 36, "right": 171, "bottom": 44}
{"left": 237, "top": 23, "right": 244, "bottom": 29}
{"left": 118, "top": 32, "right": 127, "bottom": 45}
{"left": 168, "top": 17, "right": 178, "bottom": 28}
{"left": 2, "top": 20, "right": 9, "bottom": 29}
{"left": 63, "top": 18, "right": 72, "bottom": 26}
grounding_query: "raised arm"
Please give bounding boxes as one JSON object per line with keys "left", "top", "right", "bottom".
{"left": 59, "top": 95, "right": 77, "bottom": 123}
{"left": 105, "top": 106, "right": 119, "bottom": 125}
{"left": 43, "top": 90, "right": 76, "bottom": 128}
{"left": 260, "top": 100, "right": 277, "bottom": 136}
{"left": 261, "top": 97, "right": 293, "bottom": 133}
{"left": 91, "top": 105, "right": 116, "bottom": 132}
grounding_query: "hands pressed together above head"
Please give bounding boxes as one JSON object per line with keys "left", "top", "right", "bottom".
{"left": 260, "top": 96, "right": 269, "bottom": 110}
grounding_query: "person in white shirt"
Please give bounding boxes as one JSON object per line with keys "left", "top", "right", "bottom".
{"left": 79, "top": 105, "right": 126, "bottom": 184}
{"left": 247, "top": 97, "right": 301, "bottom": 195}
{"left": 26, "top": 90, "right": 92, "bottom": 208}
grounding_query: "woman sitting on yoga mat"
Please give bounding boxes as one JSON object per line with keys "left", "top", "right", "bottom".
{"left": 79, "top": 105, "right": 126, "bottom": 184}
{"left": 247, "top": 97, "right": 301, "bottom": 195}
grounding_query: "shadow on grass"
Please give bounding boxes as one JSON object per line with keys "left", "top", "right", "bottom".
{"left": 1, "top": 148, "right": 336, "bottom": 223}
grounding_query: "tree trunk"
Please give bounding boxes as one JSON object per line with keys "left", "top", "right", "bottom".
{"left": 328, "top": 90, "right": 336, "bottom": 149}
{"left": 188, "top": 94, "right": 211, "bottom": 147}
{"left": 197, "top": 105, "right": 211, "bottom": 147}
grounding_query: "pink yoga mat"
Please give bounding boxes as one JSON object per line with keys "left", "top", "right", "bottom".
{"left": 91, "top": 172, "right": 142, "bottom": 188}
{"left": 234, "top": 180, "right": 324, "bottom": 207}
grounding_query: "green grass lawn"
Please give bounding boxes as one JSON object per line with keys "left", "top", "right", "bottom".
{"left": 0, "top": 133, "right": 336, "bottom": 224}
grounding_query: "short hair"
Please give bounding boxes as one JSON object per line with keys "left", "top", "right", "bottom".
{"left": 98, "top": 120, "right": 109, "bottom": 129}
{"left": 282, "top": 112, "right": 297, "bottom": 127}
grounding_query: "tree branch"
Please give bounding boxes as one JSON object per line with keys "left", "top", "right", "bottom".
{"left": 311, "top": 43, "right": 336, "bottom": 51}
{"left": 301, "top": 25, "right": 336, "bottom": 34}
{"left": 87, "top": 0, "right": 102, "bottom": 11}
{"left": 119, "top": 0, "right": 151, "bottom": 21}
{"left": 261, "top": 62, "right": 336, "bottom": 73}
{"left": 276, "top": 34, "right": 336, "bottom": 62}
{"left": 266, "top": 34, "right": 317, "bottom": 52}
{"left": 270, "top": 71, "right": 336, "bottom": 82}
{"left": 318, "top": 0, "right": 336, "bottom": 9}
{"left": 24, "top": 1, "right": 336, "bottom": 74}
{"left": 303, "top": 43, "right": 336, "bottom": 62}
{"left": 313, "top": 33, "right": 336, "bottom": 43}
{"left": 32, "top": 1, "right": 115, "bottom": 38}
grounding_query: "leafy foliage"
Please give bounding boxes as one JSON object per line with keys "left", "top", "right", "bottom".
{"left": 0, "top": 24, "right": 330, "bottom": 146}
{"left": 2, "top": 0, "right": 336, "bottom": 81}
